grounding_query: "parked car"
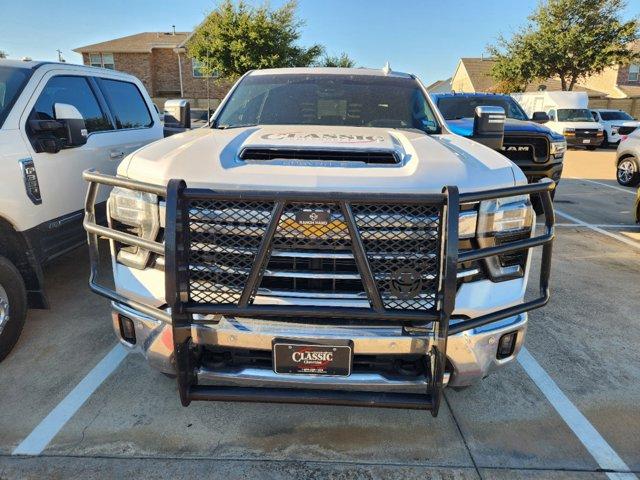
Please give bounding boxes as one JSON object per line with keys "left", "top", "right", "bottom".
{"left": 431, "top": 92, "right": 565, "bottom": 213}
{"left": 513, "top": 91, "right": 604, "bottom": 150}
{"left": 0, "top": 59, "right": 163, "bottom": 361}
{"left": 616, "top": 128, "right": 640, "bottom": 187}
{"left": 82, "top": 67, "right": 555, "bottom": 415}
{"left": 590, "top": 109, "right": 640, "bottom": 147}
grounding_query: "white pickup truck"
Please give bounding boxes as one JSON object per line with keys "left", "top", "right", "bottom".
{"left": 0, "top": 59, "right": 162, "bottom": 360}
{"left": 83, "top": 67, "right": 555, "bottom": 415}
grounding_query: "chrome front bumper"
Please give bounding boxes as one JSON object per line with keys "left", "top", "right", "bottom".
{"left": 112, "top": 301, "right": 527, "bottom": 390}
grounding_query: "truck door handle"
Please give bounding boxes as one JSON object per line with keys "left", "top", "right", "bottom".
{"left": 110, "top": 151, "right": 125, "bottom": 159}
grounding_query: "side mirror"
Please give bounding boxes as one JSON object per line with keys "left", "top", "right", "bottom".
{"left": 472, "top": 106, "right": 505, "bottom": 150}
{"left": 54, "top": 103, "right": 87, "bottom": 148}
{"left": 163, "top": 99, "right": 191, "bottom": 129}
{"left": 29, "top": 103, "right": 87, "bottom": 154}
{"left": 531, "top": 111, "right": 549, "bottom": 123}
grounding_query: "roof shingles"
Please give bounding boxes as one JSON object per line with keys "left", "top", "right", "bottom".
{"left": 74, "top": 32, "right": 189, "bottom": 53}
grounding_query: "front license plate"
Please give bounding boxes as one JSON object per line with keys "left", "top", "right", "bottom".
{"left": 582, "top": 139, "right": 591, "bottom": 143}
{"left": 273, "top": 342, "right": 352, "bottom": 376}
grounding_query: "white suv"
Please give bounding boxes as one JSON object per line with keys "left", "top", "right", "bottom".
{"left": 591, "top": 109, "right": 640, "bottom": 147}
{"left": 0, "top": 59, "right": 163, "bottom": 360}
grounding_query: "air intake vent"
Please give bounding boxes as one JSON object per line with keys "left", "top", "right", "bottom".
{"left": 239, "top": 148, "right": 400, "bottom": 165}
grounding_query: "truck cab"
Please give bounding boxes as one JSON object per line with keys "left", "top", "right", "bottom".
{"left": 0, "top": 59, "right": 162, "bottom": 360}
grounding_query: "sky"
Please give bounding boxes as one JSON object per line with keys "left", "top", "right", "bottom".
{"left": 1, "top": 0, "right": 639, "bottom": 85}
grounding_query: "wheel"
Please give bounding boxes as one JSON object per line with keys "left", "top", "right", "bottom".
{"left": 602, "top": 132, "right": 609, "bottom": 148}
{"left": 586, "top": 145, "right": 598, "bottom": 151}
{"left": 0, "top": 256, "right": 27, "bottom": 362}
{"left": 617, "top": 156, "right": 640, "bottom": 187}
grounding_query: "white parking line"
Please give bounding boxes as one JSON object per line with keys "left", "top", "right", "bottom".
{"left": 519, "top": 348, "right": 637, "bottom": 479}
{"left": 555, "top": 209, "right": 640, "bottom": 250}
{"left": 565, "top": 177, "right": 636, "bottom": 196}
{"left": 12, "top": 344, "right": 128, "bottom": 456}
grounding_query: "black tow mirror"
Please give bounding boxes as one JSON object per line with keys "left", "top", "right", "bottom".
{"left": 531, "top": 111, "right": 549, "bottom": 123}
{"left": 472, "top": 106, "right": 505, "bottom": 150}
{"left": 54, "top": 103, "right": 87, "bottom": 148}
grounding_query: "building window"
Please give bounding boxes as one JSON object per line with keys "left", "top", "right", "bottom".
{"left": 629, "top": 64, "right": 640, "bottom": 82}
{"left": 89, "top": 53, "right": 115, "bottom": 70}
{"left": 192, "top": 58, "right": 218, "bottom": 78}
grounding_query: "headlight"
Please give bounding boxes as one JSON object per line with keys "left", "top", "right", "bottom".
{"left": 550, "top": 140, "right": 566, "bottom": 156}
{"left": 458, "top": 210, "right": 478, "bottom": 239}
{"left": 596, "top": 129, "right": 604, "bottom": 137}
{"left": 477, "top": 195, "right": 534, "bottom": 281}
{"left": 108, "top": 187, "right": 160, "bottom": 269}
{"left": 563, "top": 128, "right": 575, "bottom": 136}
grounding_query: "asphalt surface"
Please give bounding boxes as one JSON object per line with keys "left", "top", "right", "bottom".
{"left": 0, "top": 148, "right": 638, "bottom": 479}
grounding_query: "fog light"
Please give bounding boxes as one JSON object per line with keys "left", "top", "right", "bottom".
{"left": 118, "top": 315, "right": 136, "bottom": 345}
{"left": 497, "top": 331, "right": 517, "bottom": 359}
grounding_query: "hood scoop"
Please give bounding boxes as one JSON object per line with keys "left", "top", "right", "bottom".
{"left": 237, "top": 127, "right": 405, "bottom": 167}
{"left": 239, "top": 147, "right": 400, "bottom": 165}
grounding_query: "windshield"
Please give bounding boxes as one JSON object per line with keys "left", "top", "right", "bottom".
{"left": 214, "top": 73, "right": 439, "bottom": 133}
{"left": 436, "top": 96, "right": 528, "bottom": 121}
{"left": 599, "top": 111, "right": 634, "bottom": 121}
{"left": 557, "top": 109, "right": 594, "bottom": 122}
{"left": 0, "top": 66, "right": 31, "bottom": 128}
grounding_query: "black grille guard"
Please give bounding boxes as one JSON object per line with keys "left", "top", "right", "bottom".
{"left": 82, "top": 170, "right": 555, "bottom": 415}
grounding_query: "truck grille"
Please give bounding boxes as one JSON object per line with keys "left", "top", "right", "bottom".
{"left": 501, "top": 135, "right": 549, "bottom": 163}
{"left": 575, "top": 128, "right": 599, "bottom": 138}
{"left": 186, "top": 200, "right": 442, "bottom": 311}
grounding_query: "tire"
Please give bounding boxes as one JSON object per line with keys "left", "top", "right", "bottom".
{"left": 532, "top": 187, "right": 556, "bottom": 215}
{"left": 617, "top": 156, "right": 640, "bottom": 187}
{"left": 586, "top": 145, "right": 598, "bottom": 151}
{"left": 602, "top": 132, "right": 609, "bottom": 148}
{"left": 0, "top": 256, "right": 27, "bottom": 362}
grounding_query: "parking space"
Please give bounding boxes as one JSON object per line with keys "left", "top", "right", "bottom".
{"left": 0, "top": 149, "right": 638, "bottom": 479}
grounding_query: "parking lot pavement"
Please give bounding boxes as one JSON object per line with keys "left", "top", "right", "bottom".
{"left": 0, "top": 248, "right": 116, "bottom": 454}
{"left": 0, "top": 149, "right": 638, "bottom": 479}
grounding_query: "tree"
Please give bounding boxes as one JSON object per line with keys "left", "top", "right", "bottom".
{"left": 321, "top": 53, "right": 355, "bottom": 68}
{"left": 187, "top": 0, "right": 324, "bottom": 79}
{"left": 0, "top": 51, "right": 6, "bottom": 59}
{"left": 488, "top": 0, "right": 639, "bottom": 91}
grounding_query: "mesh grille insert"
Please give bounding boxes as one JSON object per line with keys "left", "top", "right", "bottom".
{"left": 185, "top": 199, "right": 443, "bottom": 312}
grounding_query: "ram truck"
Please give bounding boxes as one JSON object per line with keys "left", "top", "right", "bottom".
{"left": 432, "top": 92, "right": 566, "bottom": 188}
{"left": 83, "top": 67, "right": 555, "bottom": 415}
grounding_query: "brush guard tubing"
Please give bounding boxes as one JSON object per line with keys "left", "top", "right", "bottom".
{"left": 81, "top": 168, "right": 555, "bottom": 413}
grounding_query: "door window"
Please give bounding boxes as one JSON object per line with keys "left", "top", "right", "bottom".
{"left": 98, "top": 79, "right": 153, "bottom": 129}
{"left": 30, "top": 75, "right": 112, "bottom": 133}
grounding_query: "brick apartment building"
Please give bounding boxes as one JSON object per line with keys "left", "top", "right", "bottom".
{"left": 74, "top": 32, "right": 231, "bottom": 109}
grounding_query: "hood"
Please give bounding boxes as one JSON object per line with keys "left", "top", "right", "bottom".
{"left": 119, "top": 125, "right": 520, "bottom": 194}
{"left": 446, "top": 117, "right": 562, "bottom": 138}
